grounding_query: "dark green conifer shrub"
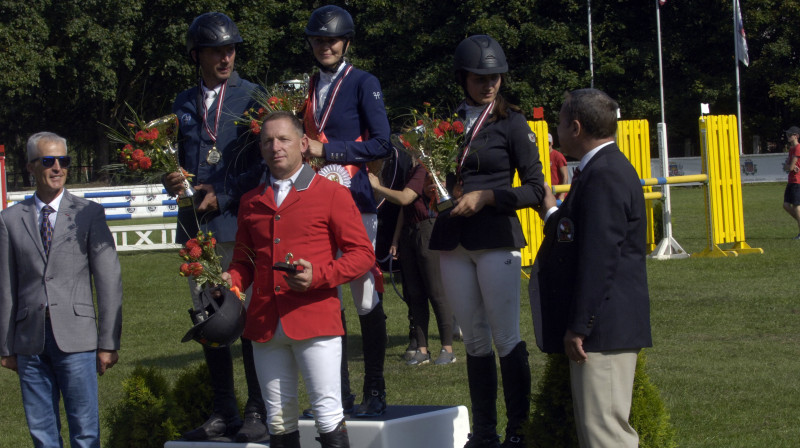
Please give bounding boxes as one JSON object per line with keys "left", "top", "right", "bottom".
{"left": 524, "top": 351, "right": 676, "bottom": 448}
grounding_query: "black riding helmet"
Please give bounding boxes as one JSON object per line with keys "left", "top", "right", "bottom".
{"left": 454, "top": 34, "right": 508, "bottom": 75}
{"left": 305, "top": 5, "right": 354, "bottom": 72}
{"left": 182, "top": 285, "right": 246, "bottom": 348}
{"left": 186, "top": 12, "right": 243, "bottom": 60}
{"left": 305, "top": 5, "right": 355, "bottom": 39}
{"left": 454, "top": 35, "right": 508, "bottom": 105}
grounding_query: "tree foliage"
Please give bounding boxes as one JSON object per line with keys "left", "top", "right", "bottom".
{"left": 1, "top": 0, "right": 796, "bottom": 185}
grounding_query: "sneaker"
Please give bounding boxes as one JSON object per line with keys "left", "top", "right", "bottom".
{"left": 434, "top": 349, "right": 456, "bottom": 365}
{"left": 794, "top": 233, "right": 800, "bottom": 240}
{"left": 406, "top": 350, "right": 431, "bottom": 366}
{"left": 355, "top": 389, "right": 386, "bottom": 417}
{"left": 404, "top": 339, "right": 418, "bottom": 361}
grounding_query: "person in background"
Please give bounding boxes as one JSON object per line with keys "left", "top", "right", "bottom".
{"left": 226, "top": 111, "right": 374, "bottom": 448}
{"left": 369, "top": 165, "right": 457, "bottom": 366}
{"left": 0, "top": 132, "right": 123, "bottom": 448}
{"left": 301, "top": 5, "right": 393, "bottom": 417}
{"left": 429, "top": 35, "right": 545, "bottom": 448}
{"left": 162, "top": 12, "right": 267, "bottom": 442}
{"left": 782, "top": 126, "right": 800, "bottom": 239}
{"left": 548, "top": 133, "right": 568, "bottom": 201}
{"left": 531, "top": 88, "right": 652, "bottom": 448}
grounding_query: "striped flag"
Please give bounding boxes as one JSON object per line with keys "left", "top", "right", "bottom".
{"left": 735, "top": 0, "right": 750, "bottom": 66}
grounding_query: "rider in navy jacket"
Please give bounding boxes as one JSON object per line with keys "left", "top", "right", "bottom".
{"left": 172, "top": 71, "right": 261, "bottom": 243}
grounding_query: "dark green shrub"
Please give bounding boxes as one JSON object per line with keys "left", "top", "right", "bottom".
{"left": 171, "top": 362, "right": 215, "bottom": 431}
{"left": 630, "top": 352, "right": 677, "bottom": 448}
{"left": 106, "top": 362, "right": 220, "bottom": 447}
{"left": 525, "top": 354, "right": 578, "bottom": 448}
{"left": 105, "top": 366, "right": 180, "bottom": 448}
{"left": 524, "top": 351, "right": 676, "bottom": 448}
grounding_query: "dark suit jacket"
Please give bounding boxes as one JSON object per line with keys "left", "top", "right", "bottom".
{"left": 530, "top": 144, "right": 652, "bottom": 353}
{"left": 0, "top": 190, "right": 123, "bottom": 356}
{"left": 172, "top": 72, "right": 262, "bottom": 243}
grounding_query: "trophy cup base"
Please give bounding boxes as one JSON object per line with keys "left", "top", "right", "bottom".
{"left": 436, "top": 199, "right": 454, "bottom": 212}
{"left": 177, "top": 197, "right": 194, "bottom": 208}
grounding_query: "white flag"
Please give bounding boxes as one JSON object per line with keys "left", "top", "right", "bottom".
{"left": 735, "top": 0, "right": 750, "bottom": 66}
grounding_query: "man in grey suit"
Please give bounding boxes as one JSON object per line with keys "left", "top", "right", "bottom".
{"left": 0, "top": 132, "right": 123, "bottom": 448}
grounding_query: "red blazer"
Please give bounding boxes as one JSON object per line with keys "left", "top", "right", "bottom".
{"left": 228, "top": 164, "right": 374, "bottom": 342}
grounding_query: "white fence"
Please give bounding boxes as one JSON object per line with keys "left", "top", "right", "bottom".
{"left": 6, "top": 184, "right": 180, "bottom": 252}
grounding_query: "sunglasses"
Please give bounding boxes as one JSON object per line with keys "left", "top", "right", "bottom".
{"left": 33, "top": 156, "right": 71, "bottom": 168}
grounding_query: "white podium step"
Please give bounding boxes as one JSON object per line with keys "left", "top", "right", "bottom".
{"left": 164, "top": 405, "right": 470, "bottom": 448}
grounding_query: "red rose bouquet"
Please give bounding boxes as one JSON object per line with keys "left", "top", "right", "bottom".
{"left": 392, "top": 103, "right": 465, "bottom": 211}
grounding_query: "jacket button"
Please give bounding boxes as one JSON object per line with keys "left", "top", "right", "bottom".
{"left": 274, "top": 286, "right": 280, "bottom": 292}
{"left": 274, "top": 238, "right": 280, "bottom": 244}
{"left": 275, "top": 215, "right": 281, "bottom": 221}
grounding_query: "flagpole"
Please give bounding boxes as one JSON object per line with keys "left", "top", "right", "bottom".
{"left": 734, "top": 0, "right": 745, "bottom": 155}
{"left": 587, "top": 0, "right": 594, "bottom": 88}
{"left": 650, "top": 0, "right": 688, "bottom": 260}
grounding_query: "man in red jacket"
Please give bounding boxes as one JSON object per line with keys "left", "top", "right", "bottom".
{"left": 225, "top": 111, "right": 374, "bottom": 448}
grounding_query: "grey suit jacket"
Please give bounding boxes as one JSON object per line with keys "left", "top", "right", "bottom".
{"left": 0, "top": 190, "right": 122, "bottom": 356}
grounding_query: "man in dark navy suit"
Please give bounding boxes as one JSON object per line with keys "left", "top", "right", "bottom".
{"left": 530, "top": 88, "right": 651, "bottom": 447}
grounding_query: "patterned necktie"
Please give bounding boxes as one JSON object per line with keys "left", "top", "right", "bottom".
{"left": 572, "top": 167, "right": 582, "bottom": 184}
{"left": 41, "top": 205, "right": 55, "bottom": 255}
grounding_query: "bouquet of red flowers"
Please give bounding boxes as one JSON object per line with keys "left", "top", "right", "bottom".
{"left": 105, "top": 106, "right": 195, "bottom": 206}
{"left": 178, "top": 230, "right": 229, "bottom": 290}
{"left": 392, "top": 103, "right": 465, "bottom": 211}
{"left": 237, "top": 77, "right": 309, "bottom": 135}
{"left": 394, "top": 102, "right": 465, "bottom": 177}
{"left": 106, "top": 109, "right": 183, "bottom": 179}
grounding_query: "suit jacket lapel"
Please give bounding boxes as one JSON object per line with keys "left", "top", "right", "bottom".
{"left": 51, "top": 191, "right": 75, "bottom": 255}
{"left": 20, "top": 199, "right": 47, "bottom": 260}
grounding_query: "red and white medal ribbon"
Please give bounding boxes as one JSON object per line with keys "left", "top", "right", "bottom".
{"left": 202, "top": 80, "right": 228, "bottom": 144}
{"left": 309, "top": 64, "right": 354, "bottom": 136}
{"left": 457, "top": 100, "right": 495, "bottom": 175}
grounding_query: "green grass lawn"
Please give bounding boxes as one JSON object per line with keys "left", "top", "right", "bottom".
{"left": 1, "top": 183, "right": 798, "bottom": 447}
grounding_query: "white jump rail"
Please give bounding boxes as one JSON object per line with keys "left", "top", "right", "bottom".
{"left": 110, "top": 223, "right": 179, "bottom": 252}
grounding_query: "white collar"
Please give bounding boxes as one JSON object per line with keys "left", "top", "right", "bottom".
{"left": 578, "top": 141, "right": 615, "bottom": 171}
{"left": 270, "top": 167, "right": 303, "bottom": 189}
{"left": 34, "top": 190, "right": 64, "bottom": 214}
{"left": 320, "top": 62, "right": 347, "bottom": 83}
{"left": 201, "top": 82, "right": 222, "bottom": 97}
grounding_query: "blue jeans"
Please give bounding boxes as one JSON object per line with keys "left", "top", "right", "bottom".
{"left": 17, "top": 318, "right": 99, "bottom": 448}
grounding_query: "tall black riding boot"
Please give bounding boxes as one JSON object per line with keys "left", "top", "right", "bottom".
{"left": 355, "top": 301, "right": 387, "bottom": 417}
{"left": 464, "top": 352, "right": 500, "bottom": 448}
{"left": 499, "top": 342, "right": 531, "bottom": 448}
{"left": 236, "top": 337, "right": 268, "bottom": 442}
{"left": 270, "top": 430, "right": 301, "bottom": 448}
{"left": 316, "top": 420, "right": 350, "bottom": 448}
{"left": 182, "top": 345, "right": 241, "bottom": 440}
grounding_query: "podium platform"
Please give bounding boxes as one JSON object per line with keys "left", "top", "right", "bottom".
{"left": 164, "top": 405, "right": 470, "bottom": 448}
